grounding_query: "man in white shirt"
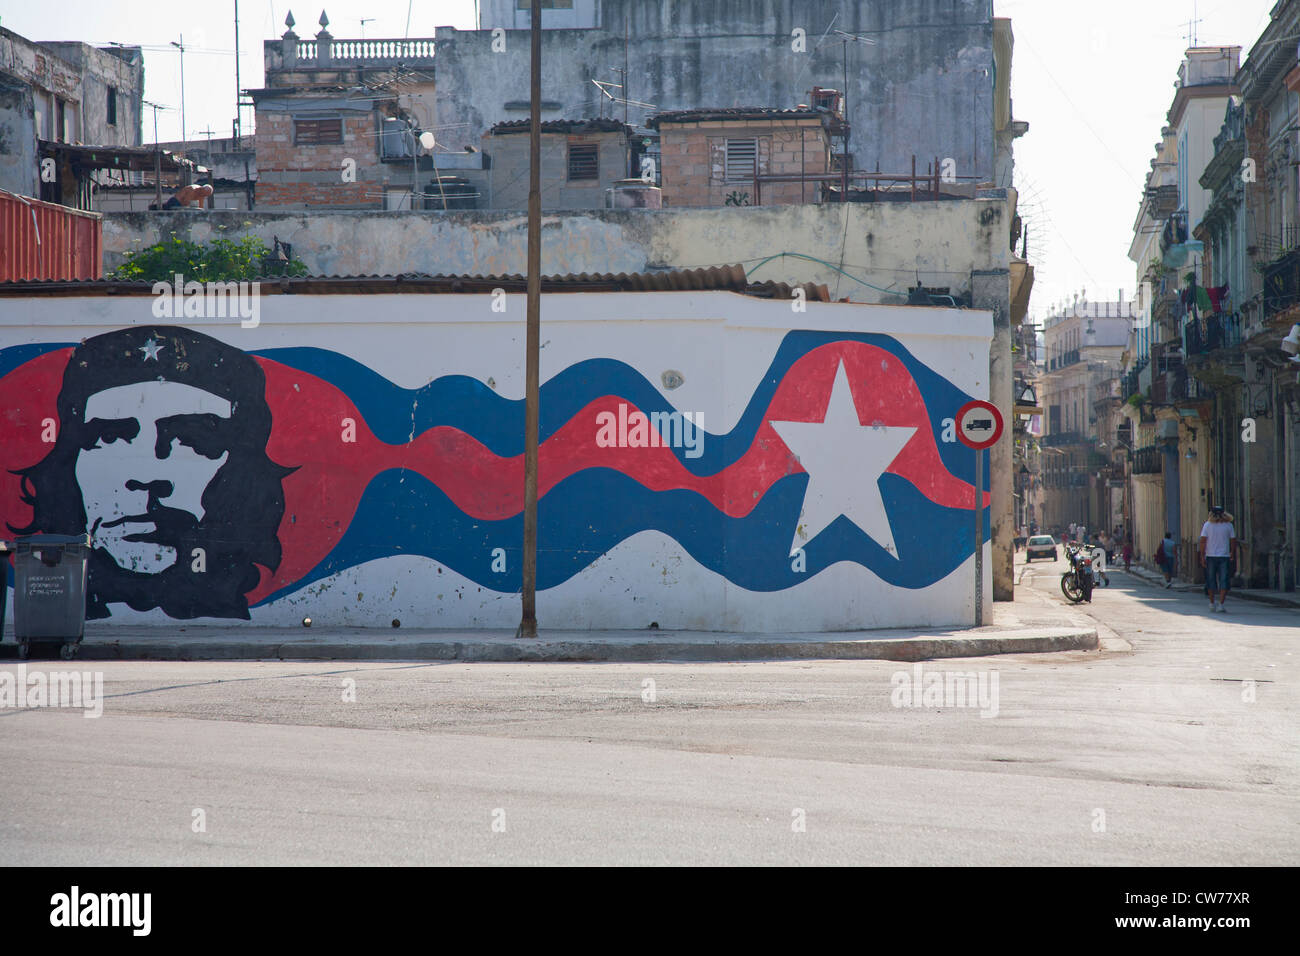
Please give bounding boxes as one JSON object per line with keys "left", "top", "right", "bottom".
{"left": 1199, "top": 506, "right": 1239, "bottom": 613}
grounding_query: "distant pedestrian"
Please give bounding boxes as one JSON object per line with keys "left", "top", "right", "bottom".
{"left": 1157, "top": 531, "right": 1176, "bottom": 587}
{"left": 1122, "top": 539, "right": 1133, "bottom": 572}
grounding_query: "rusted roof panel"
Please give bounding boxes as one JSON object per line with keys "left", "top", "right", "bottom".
{"left": 0, "top": 264, "right": 832, "bottom": 301}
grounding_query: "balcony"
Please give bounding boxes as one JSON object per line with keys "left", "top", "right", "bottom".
{"left": 1263, "top": 246, "right": 1300, "bottom": 319}
{"left": 292, "top": 37, "right": 436, "bottom": 66}
{"left": 1151, "top": 367, "right": 1207, "bottom": 404}
{"left": 1160, "top": 210, "right": 1189, "bottom": 256}
{"left": 1132, "top": 445, "right": 1162, "bottom": 475}
{"left": 1120, "top": 360, "right": 1148, "bottom": 401}
{"left": 1041, "top": 431, "right": 1086, "bottom": 447}
{"left": 1185, "top": 312, "right": 1243, "bottom": 355}
{"left": 1047, "top": 349, "right": 1080, "bottom": 371}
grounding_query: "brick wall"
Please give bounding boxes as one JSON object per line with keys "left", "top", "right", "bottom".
{"left": 256, "top": 112, "right": 385, "bottom": 209}
{"left": 659, "top": 120, "right": 831, "bottom": 208}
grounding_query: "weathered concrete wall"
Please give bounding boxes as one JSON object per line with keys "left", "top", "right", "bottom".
{"left": 0, "top": 86, "right": 38, "bottom": 197}
{"left": 36, "top": 42, "right": 143, "bottom": 148}
{"left": 1, "top": 292, "right": 994, "bottom": 630}
{"left": 0, "top": 30, "right": 143, "bottom": 197}
{"left": 103, "top": 201, "right": 1009, "bottom": 301}
{"left": 437, "top": 0, "right": 995, "bottom": 183}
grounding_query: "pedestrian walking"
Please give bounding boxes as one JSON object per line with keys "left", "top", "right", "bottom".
{"left": 1200, "top": 507, "right": 1238, "bottom": 613}
{"left": 1157, "top": 531, "right": 1176, "bottom": 587}
{"left": 1122, "top": 539, "right": 1133, "bottom": 572}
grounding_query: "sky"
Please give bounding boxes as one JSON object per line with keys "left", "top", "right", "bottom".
{"left": 0, "top": 0, "right": 1281, "bottom": 320}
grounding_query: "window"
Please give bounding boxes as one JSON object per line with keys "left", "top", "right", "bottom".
{"left": 517, "top": 0, "right": 573, "bottom": 7}
{"left": 107, "top": 87, "right": 117, "bottom": 126}
{"left": 724, "top": 138, "right": 757, "bottom": 182}
{"left": 567, "top": 144, "right": 599, "bottom": 181}
{"left": 294, "top": 116, "right": 344, "bottom": 145}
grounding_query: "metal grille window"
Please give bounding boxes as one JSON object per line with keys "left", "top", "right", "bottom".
{"left": 724, "top": 138, "right": 757, "bottom": 182}
{"left": 107, "top": 87, "right": 117, "bottom": 126}
{"left": 294, "top": 117, "right": 344, "bottom": 145}
{"left": 568, "top": 144, "right": 599, "bottom": 181}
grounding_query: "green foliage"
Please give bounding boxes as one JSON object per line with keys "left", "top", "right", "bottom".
{"left": 111, "top": 236, "right": 308, "bottom": 282}
{"left": 1126, "top": 392, "right": 1144, "bottom": 408}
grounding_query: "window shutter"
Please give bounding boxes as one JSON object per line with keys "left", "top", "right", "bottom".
{"left": 725, "top": 138, "right": 757, "bottom": 182}
{"left": 568, "top": 144, "right": 599, "bottom": 181}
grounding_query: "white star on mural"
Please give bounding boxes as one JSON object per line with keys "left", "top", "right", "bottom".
{"left": 138, "top": 338, "right": 164, "bottom": 362}
{"left": 770, "top": 360, "right": 916, "bottom": 556}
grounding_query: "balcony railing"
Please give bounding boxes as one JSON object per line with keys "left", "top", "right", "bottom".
{"left": 1151, "top": 367, "right": 1208, "bottom": 404}
{"left": 1263, "top": 247, "right": 1300, "bottom": 319}
{"left": 1160, "top": 210, "right": 1189, "bottom": 255}
{"left": 1132, "top": 445, "right": 1162, "bottom": 474}
{"left": 1047, "top": 349, "right": 1080, "bottom": 371}
{"left": 289, "top": 36, "right": 436, "bottom": 67}
{"left": 1041, "top": 431, "right": 1086, "bottom": 447}
{"left": 1185, "top": 312, "right": 1243, "bottom": 355}
{"left": 1120, "top": 360, "right": 1148, "bottom": 401}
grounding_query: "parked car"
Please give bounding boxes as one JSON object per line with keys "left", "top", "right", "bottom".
{"left": 1025, "top": 535, "right": 1058, "bottom": 562}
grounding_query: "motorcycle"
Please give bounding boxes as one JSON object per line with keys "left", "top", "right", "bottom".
{"left": 1061, "top": 543, "right": 1095, "bottom": 604}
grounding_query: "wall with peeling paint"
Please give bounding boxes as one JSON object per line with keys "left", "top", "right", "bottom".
{"left": 449, "top": 1, "right": 996, "bottom": 184}
{"left": 103, "top": 200, "right": 1009, "bottom": 302}
{"left": 1, "top": 291, "right": 994, "bottom": 631}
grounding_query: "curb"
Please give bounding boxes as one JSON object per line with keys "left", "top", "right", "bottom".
{"left": 47, "top": 629, "right": 1100, "bottom": 663}
{"left": 1122, "top": 567, "right": 1300, "bottom": 608}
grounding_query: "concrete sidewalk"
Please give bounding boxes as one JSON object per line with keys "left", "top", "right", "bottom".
{"left": 1122, "top": 563, "right": 1300, "bottom": 609}
{"left": 4, "top": 598, "right": 1098, "bottom": 663}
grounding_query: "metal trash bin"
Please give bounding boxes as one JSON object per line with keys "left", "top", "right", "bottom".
{"left": 0, "top": 538, "right": 13, "bottom": 647}
{"left": 13, "top": 534, "right": 90, "bottom": 660}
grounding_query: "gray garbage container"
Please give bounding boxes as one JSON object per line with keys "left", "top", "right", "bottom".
{"left": 0, "top": 538, "right": 12, "bottom": 646}
{"left": 13, "top": 534, "right": 90, "bottom": 659}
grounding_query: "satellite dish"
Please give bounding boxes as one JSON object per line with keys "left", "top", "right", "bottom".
{"left": 418, "top": 131, "right": 436, "bottom": 150}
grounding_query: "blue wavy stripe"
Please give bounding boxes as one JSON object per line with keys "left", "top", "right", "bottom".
{"left": 254, "top": 467, "right": 989, "bottom": 605}
{"left": 254, "top": 331, "right": 984, "bottom": 483}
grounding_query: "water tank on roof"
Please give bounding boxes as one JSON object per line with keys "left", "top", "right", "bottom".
{"left": 605, "top": 179, "right": 662, "bottom": 209}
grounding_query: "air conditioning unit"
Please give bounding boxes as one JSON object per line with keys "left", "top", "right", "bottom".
{"left": 1156, "top": 419, "right": 1179, "bottom": 440}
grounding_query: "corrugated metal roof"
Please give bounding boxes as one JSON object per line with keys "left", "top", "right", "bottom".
{"left": 488, "top": 118, "right": 635, "bottom": 135}
{"left": 0, "top": 188, "right": 103, "bottom": 282}
{"left": 39, "top": 141, "right": 205, "bottom": 174}
{"left": 0, "top": 265, "right": 832, "bottom": 301}
{"left": 648, "top": 107, "right": 832, "bottom": 128}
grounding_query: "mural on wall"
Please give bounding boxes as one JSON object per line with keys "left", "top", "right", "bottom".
{"left": 1, "top": 324, "right": 990, "bottom": 621}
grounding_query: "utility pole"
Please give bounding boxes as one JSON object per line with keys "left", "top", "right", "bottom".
{"left": 143, "top": 99, "right": 167, "bottom": 208}
{"left": 170, "top": 36, "right": 187, "bottom": 155}
{"left": 234, "top": 1, "right": 242, "bottom": 147}
{"left": 519, "top": 0, "right": 542, "bottom": 639}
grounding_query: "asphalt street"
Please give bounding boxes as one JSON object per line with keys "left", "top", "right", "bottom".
{"left": 1, "top": 553, "right": 1296, "bottom": 865}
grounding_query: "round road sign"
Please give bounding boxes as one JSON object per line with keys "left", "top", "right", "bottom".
{"left": 956, "top": 399, "right": 1003, "bottom": 450}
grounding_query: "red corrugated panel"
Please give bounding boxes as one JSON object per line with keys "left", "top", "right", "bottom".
{"left": 0, "top": 189, "right": 103, "bottom": 282}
